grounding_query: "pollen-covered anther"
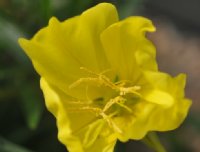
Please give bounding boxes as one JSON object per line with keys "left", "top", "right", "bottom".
{"left": 119, "top": 86, "right": 141, "bottom": 96}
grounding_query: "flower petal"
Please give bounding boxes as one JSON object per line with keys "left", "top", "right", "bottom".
{"left": 40, "top": 78, "right": 117, "bottom": 152}
{"left": 19, "top": 3, "right": 118, "bottom": 98}
{"left": 124, "top": 71, "right": 192, "bottom": 139}
{"left": 101, "top": 16, "right": 157, "bottom": 81}
{"left": 125, "top": 97, "right": 191, "bottom": 140}
{"left": 141, "top": 71, "right": 187, "bottom": 106}
{"left": 149, "top": 98, "right": 191, "bottom": 131}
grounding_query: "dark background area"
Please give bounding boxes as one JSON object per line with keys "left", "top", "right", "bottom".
{"left": 0, "top": 0, "right": 200, "bottom": 152}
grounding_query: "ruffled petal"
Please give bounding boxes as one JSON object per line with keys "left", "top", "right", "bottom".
{"left": 101, "top": 16, "right": 157, "bottom": 81}
{"left": 141, "top": 71, "right": 187, "bottom": 106}
{"left": 124, "top": 71, "right": 192, "bottom": 139}
{"left": 40, "top": 78, "right": 117, "bottom": 152}
{"left": 123, "top": 96, "right": 191, "bottom": 140}
{"left": 19, "top": 3, "right": 118, "bottom": 98}
{"left": 149, "top": 98, "right": 191, "bottom": 131}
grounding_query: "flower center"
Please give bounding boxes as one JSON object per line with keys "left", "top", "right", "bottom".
{"left": 69, "top": 67, "right": 141, "bottom": 133}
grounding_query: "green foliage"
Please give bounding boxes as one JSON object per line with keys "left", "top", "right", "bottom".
{"left": 20, "top": 83, "right": 43, "bottom": 130}
{"left": 0, "top": 137, "right": 33, "bottom": 152}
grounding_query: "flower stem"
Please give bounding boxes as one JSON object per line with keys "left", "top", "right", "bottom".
{"left": 142, "top": 132, "right": 167, "bottom": 152}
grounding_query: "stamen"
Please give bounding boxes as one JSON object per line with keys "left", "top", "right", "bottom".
{"left": 67, "top": 104, "right": 122, "bottom": 133}
{"left": 80, "top": 67, "right": 111, "bottom": 76}
{"left": 99, "top": 112, "right": 122, "bottom": 133}
{"left": 103, "top": 96, "right": 133, "bottom": 113}
{"left": 67, "top": 106, "right": 101, "bottom": 115}
{"left": 119, "top": 86, "right": 141, "bottom": 96}
{"left": 67, "top": 67, "right": 142, "bottom": 134}
{"left": 115, "top": 100, "right": 133, "bottom": 113}
{"left": 69, "top": 77, "right": 100, "bottom": 89}
{"left": 69, "top": 67, "right": 116, "bottom": 90}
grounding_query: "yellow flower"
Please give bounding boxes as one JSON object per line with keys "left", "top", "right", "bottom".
{"left": 18, "top": 3, "right": 191, "bottom": 152}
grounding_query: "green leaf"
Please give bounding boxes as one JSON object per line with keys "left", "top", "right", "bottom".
{"left": 20, "top": 83, "right": 43, "bottom": 130}
{"left": 39, "top": 0, "right": 53, "bottom": 22}
{"left": 0, "top": 16, "right": 29, "bottom": 65}
{"left": 54, "top": 0, "right": 93, "bottom": 20}
{"left": 0, "top": 136, "right": 33, "bottom": 152}
{"left": 117, "top": 0, "right": 145, "bottom": 18}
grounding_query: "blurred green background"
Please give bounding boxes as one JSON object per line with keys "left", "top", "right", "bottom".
{"left": 1, "top": 0, "right": 200, "bottom": 152}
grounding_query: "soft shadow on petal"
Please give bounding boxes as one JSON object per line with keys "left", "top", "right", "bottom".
{"left": 40, "top": 78, "right": 117, "bottom": 152}
{"left": 101, "top": 16, "right": 157, "bottom": 81}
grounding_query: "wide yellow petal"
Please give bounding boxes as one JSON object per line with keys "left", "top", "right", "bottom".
{"left": 124, "top": 71, "right": 192, "bottom": 139}
{"left": 149, "top": 98, "right": 191, "bottom": 131}
{"left": 141, "top": 71, "right": 186, "bottom": 105}
{"left": 101, "top": 16, "right": 157, "bottom": 81}
{"left": 19, "top": 3, "right": 118, "bottom": 98}
{"left": 124, "top": 97, "right": 191, "bottom": 140}
{"left": 40, "top": 78, "right": 117, "bottom": 152}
